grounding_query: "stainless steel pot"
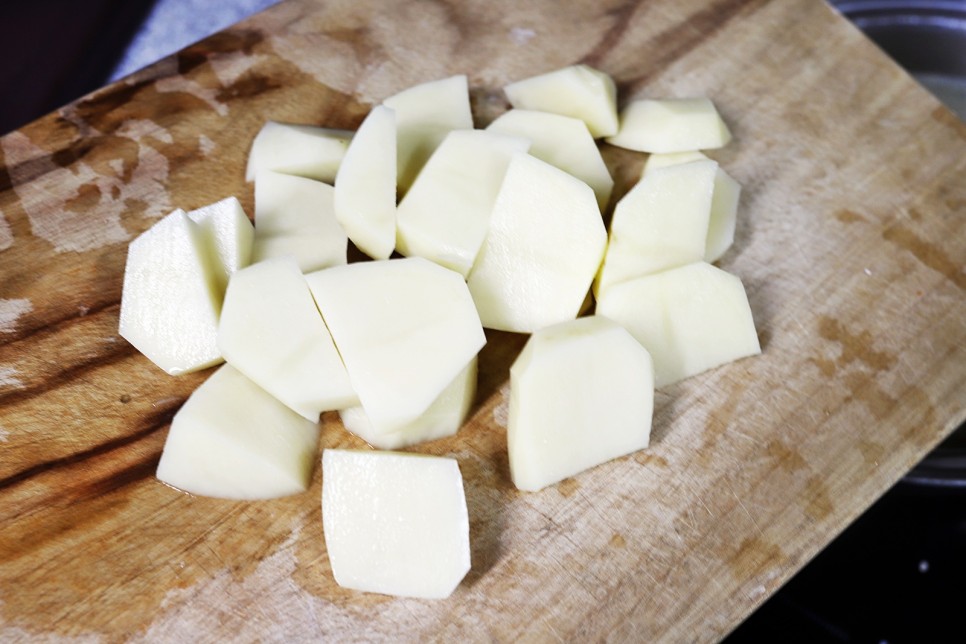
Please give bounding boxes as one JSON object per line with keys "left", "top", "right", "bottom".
{"left": 834, "top": 1, "right": 966, "bottom": 116}
{"left": 832, "top": 0, "right": 966, "bottom": 486}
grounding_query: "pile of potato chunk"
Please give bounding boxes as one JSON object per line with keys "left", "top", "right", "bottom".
{"left": 118, "top": 64, "right": 759, "bottom": 599}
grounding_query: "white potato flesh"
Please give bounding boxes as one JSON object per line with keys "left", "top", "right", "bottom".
{"left": 118, "top": 209, "right": 223, "bottom": 375}
{"left": 321, "top": 449, "right": 470, "bottom": 599}
{"left": 187, "top": 196, "right": 254, "bottom": 298}
{"left": 595, "top": 262, "right": 760, "bottom": 387}
{"left": 508, "top": 316, "right": 654, "bottom": 491}
{"left": 340, "top": 357, "right": 476, "bottom": 449}
{"left": 595, "top": 159, "right": 717, "bottom": 297}
{"left": 253, "top": 171, "right": 348, "bottom": 273}
{"left": 383, "top": 74, "right": 474, "bottom": 193}
{"left": 305, "top": 257, "right": 485, "bottom": 435}
{"left": 486, "top": 109, "right": 614, "bottom": 212}
{"left": 245, "top": 121, "right": 352, "bottom": 183}
{"left": 703, "top": 169, "right": 741, "bottom": 262}
{"left": 157, "top": 364, "right": 320, "bottom": 499}
{"left": 218, "top": 257, "right": 357, "bottom": 421}
{"left": 467, "top": 153, "right": 606, "bottom": 333}
{"left": 606, "top": 98, "right": 731, "bottom": 153}
{"left": 395, "top": 129, "right": 529, "bottom": 276}
{"left": 642, "top": 154, "right": 742, "bottom": 262}
{"left": 642, "top": 150, "right": 709, "bottom": 173}
{"left": 333, "top": 105, "right": 397, "bottom": 260}
{"left": 503, "top": 65, "right": 619, "bottom": 138}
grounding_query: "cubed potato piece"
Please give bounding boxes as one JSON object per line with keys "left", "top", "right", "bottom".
{"left": 245, "top": 121, "right": 351, "bottom": 183}
{"left": 703, "top": 169, "right": 741, "bottom": 262}
{"left": 305, "top": 257, "right": 485, "bottom": 435}
{"left": 396, "top": 129, "right": 529, "bottom": 277}
{"left": 157, "top": 364, "right": 320, "bottom": 499}
{"left": 321, "top": 449, "right": 471, "bottom": 599}
{"left": 508, "top": 316, "right": 654, "bottom": 491}
{"left": 467, "top": 153, "right": 606, "bottom": 333}
{"left": 340, "top": 357, "right": 476, "bottom": 449}
{"left": 642, "top": 153, "right": 741, "bottom": 263}
{"left": 595, "top": 262, "right": 760, "bottom": 387}
{"left": 642, "top": 151, "right": 709, "bottom": 173}
{"left": 486, "top": 108, "right": 613, "bottom": 212}
{"left": 607, "top": 98, "right": 731, "bottom": 153}
{"left": 504, "top": 65, "right": 619, "bottom": 138}
{"left": 383, "top": 74, "right": 474, "bottom": 193}
{"left": 187, "top": 196, "right": 254, "bottom": 298}
{"left": 118, "top": 209, "right": 223, "bottom": 375}
{"left": 333, "top": 104, "right": 397, "bottom": 260}
{"left": 253, "top": 171, "right": 348, "bottom": 272}
{"left": 218, "top": 257, "right": 357, "bottom": 421}
{"left": 595, "top": 159, "right": 717, "bottom": 297}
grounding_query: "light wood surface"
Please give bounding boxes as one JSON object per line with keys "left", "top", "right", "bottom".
{"left": 2, "top": 0, "right": 964, "bottom": 640}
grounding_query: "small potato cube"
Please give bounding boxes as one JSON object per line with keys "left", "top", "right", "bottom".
{"left": 321, "top": 449, "right": 471, "bottom": 598}
{"left": 508, "top": 316, "right": 654, "bottom": 491}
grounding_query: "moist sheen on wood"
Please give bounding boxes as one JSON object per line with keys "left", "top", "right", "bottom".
{"left": 1, "top": 0, "right": 965, "bottom": 641}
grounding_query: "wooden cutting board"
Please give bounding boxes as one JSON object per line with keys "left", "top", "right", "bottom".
{"left": 1, "top": 0, "right": 964, "bottom": 640}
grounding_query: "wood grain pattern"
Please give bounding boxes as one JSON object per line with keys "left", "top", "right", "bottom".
{"left": 1, "top": 0, "right": 964, "bottom": 640}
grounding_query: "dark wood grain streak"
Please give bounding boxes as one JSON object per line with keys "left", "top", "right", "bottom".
{"left": 613, "top": 0, "right": 767, "bottom": 94}
{"left": 0, "top": 398, "right": 180, "bottom": 493}
{"left": 69, "top": 78, "right": 158, "bottom": 130}
{"left": 77, "top": 450, "right": 164, "bottom": 499}
{"left": 0, "top": 299, "right": 122, "bottom": 348}
{"left": 0, "top": 169, "right": 9, "bottom": 196}
{"left": 0, "top": 332, "right": 134, "bottom": 409}
{"left": 580, "top": 0, "right": 643, "bottom": 68}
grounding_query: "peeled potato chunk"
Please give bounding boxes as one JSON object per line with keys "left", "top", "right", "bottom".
{"left": 467, "top": 152, "right": 606, "bottom": 333}
{"left": 253, "top": 171, "right": 348, "bottom": 272}
{"left": 119, "top": 209, "right": 224, "bottom": 375}
{"left": 218, "top": 256, "right": 357, "bottom": 421}
{"left": 702, "top": 171, "right": 741, "bottom": 262}
{"left": 595, "top": 159, "right": 717, "bottom": 297}
{"left": 642, "top": 153, "right": 741, "bottom": 263}
{"left": 321, "top": 449, "right": 470, "bottom": 599}
{"left": 508, "top": 316, "right": 654, "bottom": 492}
{"left": 504, "top": 64, "right": 619, "bottom": 138}
{"left": 305, "top": 257, "right": 485, "bottom": 435}
{"left": 595, "top": 262, "right": 760, "bottom": 387}
{"left": 642, "top": 150, "right": 709, "bottom": 172}
{"left": 334, "top": 104, "right": 397, "bottom": 260}
{"left": 157, "top": 364, "right": 320, "bottom": 499}
{"left": 383, "top": 74, "right": 474, "bottom": 193}
{"left": 245, "top": 121, "right": 351, "bottom": 183}
{"left": 187, "top": 196, "right": 254, "bottom": 297}
{"left": 340, "top": 357, "right": 476, "bottom": 449}
{"left": 486, "top": 108, "right": 614, "bottom": 212}
{"left": 396, "top": 129, "right": 529, "bottom": 276}
{"left": 606, "top": 98, "right": 731, "bottom": 153}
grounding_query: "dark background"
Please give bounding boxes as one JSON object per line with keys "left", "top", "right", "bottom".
{"left": 0, "top": 0, "right": 155, "bottom": 135}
